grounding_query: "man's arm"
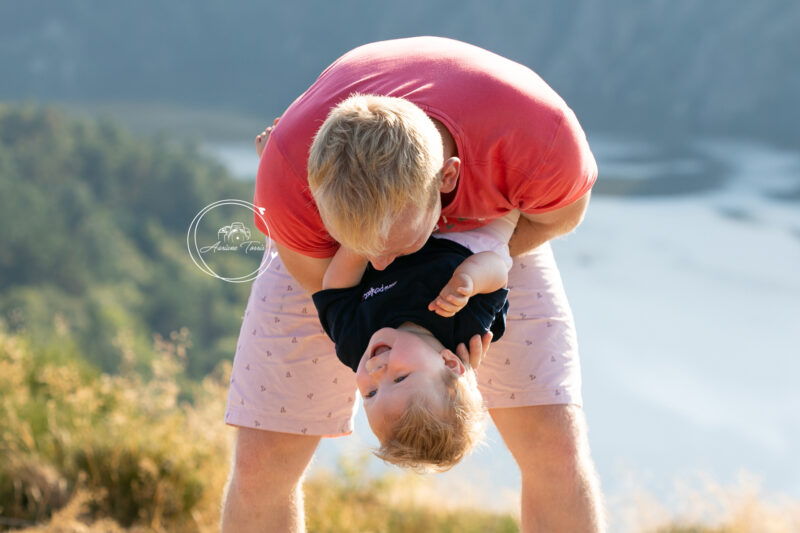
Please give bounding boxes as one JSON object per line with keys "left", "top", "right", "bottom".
{"left": 428, "top": 251, "right": 509, "bottom": 318}
{"left": 508, "top": 190, "right": 591, "bottom": 257}
{"left": 273, "top": 242, "right": 332, "bottom": 294}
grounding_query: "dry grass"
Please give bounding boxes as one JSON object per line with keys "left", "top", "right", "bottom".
{"left": 0, "top": 327, "right": 234, "bottom": 532}
{"left": 303, "top": 455, "right": 518, "bottom": 533}
{"left": 2, "top": 326, "right": 798, "bottom": 532}
{"left": 611, "top": 471, "right": 800, "bottom": 533}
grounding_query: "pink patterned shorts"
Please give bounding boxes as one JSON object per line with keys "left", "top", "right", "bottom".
{"left": 225, "top": 241, "right": 582, "bottom": 437}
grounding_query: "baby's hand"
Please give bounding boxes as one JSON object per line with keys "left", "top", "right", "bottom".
{"left": 428, "top": 272, "right": 474, "bottom": 317}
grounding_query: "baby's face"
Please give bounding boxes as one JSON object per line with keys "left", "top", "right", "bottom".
{"left": 356, "top": 324, "right": 465, "bottom": 441}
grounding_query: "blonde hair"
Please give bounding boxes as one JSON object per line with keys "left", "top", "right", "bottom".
{"left": 374, "top": 367, "right": 487, "bottom": 473}
{"left": 307, "top": 94, "right": 444, "bottom": 257}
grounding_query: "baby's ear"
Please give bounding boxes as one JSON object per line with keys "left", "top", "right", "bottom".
{"left": 440, "top": 349, "right": 467, "bottom": 376}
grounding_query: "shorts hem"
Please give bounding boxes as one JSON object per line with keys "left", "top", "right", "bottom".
{"left": 482, "top": 387, "right": 582, "bottom": 409}
{"left": 224, "top": 406, "right": 353, "bottom": 438}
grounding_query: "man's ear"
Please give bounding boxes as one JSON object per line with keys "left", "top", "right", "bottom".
{"left": 439, "top": 157, "right": 461, "bottom": 194}
{"left": 440, "top": 348, "right": 467, "bottom": 376}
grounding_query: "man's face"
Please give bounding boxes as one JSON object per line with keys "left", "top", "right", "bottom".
{"left": 366, "top": 201, "right": 441, "bottom": 271}
{"left": 356, "top": 326, "right": 449, "bottom": 441}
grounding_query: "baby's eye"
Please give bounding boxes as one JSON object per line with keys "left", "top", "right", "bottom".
{"left": 394, "top": 375, "right": 408, "bottom": 383}
{"left": 364, "top": 390, "right": 376, "bottom": 399}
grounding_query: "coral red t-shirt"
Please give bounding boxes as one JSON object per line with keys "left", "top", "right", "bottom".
{"left": 255, "top": 36, "right": 597, "bottom": 258}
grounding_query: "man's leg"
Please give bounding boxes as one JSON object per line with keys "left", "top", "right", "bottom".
{"left": 476, "top": 241, "right": 605, "bottom": 530}
{"left": 222, "top": 247, "right": 357, "bottom": 531}
{"left": 491, "top": 405, "right": 605, "bottom": 532}
{"left": 221, "top": 428, "right": 320, "bottom": 533}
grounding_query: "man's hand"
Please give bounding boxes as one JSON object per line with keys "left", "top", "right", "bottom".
{"left": 429, "top": 272, "right": 474, "bottom": 317}
{"left": 456, "top": 331, "right": 493, "bottom": 370}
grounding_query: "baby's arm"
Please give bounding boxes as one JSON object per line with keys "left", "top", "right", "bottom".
{"left": 322, "top": 246, "right": 369, "bottom": 290}
{"left": 428, "top": 251, "right": 508, "bottom": 317}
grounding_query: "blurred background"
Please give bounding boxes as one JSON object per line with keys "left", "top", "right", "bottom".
{"left": 1, "top": 1, "right": 798, "bottom": 531}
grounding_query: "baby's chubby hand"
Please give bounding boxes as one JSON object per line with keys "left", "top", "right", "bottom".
{"left": 428, "top": 272, "right": 474, "bottom": 317}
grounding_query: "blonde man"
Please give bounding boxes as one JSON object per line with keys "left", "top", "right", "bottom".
{"left": 223, "top": 37, "right": 604, "bottom": 532}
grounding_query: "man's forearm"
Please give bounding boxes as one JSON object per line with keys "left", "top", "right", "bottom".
{"left": 274, "top": 242, "right": 331, "bottom": 294}
{"left": 508, "top": 217, "right": 559, "bottom": 257}
{"left": 508, "top": 192, "right": 591, "bottom": 256}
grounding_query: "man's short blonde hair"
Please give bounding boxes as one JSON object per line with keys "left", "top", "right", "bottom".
{"left": 374, "top": 367, "right": 487, "bottom": 473}
{"left": 308, "top": 94, "right": 444, "bottom": 257}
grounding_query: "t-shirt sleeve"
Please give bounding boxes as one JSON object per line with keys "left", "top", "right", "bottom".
{"left": 459, "top": 288, "right": 509, "bottom": 344}
{"left": 311, "top": 287, "right": 363, "bottom": 371}
{"left": 512, "top": 107, "right": 598, "bottom": 214}
{"left": 253, "top": 137, "right": 339, "bottom": 258}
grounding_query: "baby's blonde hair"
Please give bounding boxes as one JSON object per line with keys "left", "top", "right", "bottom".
{"left": 374, "top": 367, "right": 487, "bottom": 473}
{"left": 307, "top": 94, "right": 444, "bottom": 257}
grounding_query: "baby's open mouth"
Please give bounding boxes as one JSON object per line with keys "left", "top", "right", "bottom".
{"left": 370, "top": 344, "right": 391, "bottom": 358}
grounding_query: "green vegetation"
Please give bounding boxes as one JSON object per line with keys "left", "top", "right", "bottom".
{"left": 0, "top": 105, "right": 520, "bottom": 531}
{"left": 2, "top": 326, "right": 797, "bottom": 532}
{"left": 0, "top": 327, "right": 231, "bottom": 531}
{"left": 0, "top": 327, "right": 521, "bottom": 532}
{"left": 0, "top": 105, "right": 253, "bottom": 379}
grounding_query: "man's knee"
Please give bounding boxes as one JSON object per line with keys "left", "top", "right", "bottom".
{"left": 492, "top": 405, "right": 606, "bottom": 531}
{"left": 229, "top": 427, "right": 320, "bottom": 492}
{"left": 491, "top": 404, "right": 592, "bottom": 472}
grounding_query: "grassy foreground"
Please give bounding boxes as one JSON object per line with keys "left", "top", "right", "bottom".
{"left": 1, "top": 327, "right": 798, "bottom": 532}
{"left": 0, "top": 327, "right": 518, "bottom": 532}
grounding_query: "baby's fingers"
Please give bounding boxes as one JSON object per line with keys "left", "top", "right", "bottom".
{"left": 443, "top": 292, "right": 468, "bottom": 306}
{"left": 429, "top": 298, "right": 458, "bottom": 317}
{"left": 436, "top": 295, "right": 461, "bottom": 310}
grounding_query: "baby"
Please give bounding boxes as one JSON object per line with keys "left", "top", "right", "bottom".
{"left": 312, "top": 210, "right": 519, "bottom": 472}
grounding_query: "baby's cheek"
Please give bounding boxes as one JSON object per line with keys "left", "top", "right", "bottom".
{"left": 364, "top": 407, "right": 389, "bottom": 442}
